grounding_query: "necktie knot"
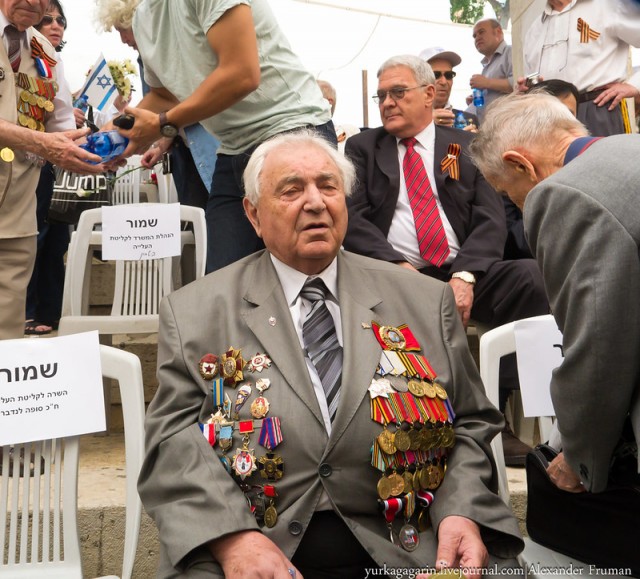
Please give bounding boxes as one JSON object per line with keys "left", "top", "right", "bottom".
{"left": 401, "top": 137, "right": 418, "bottom": 151}
{"left": 300, "top": 277, "right": 328, "bottom": 304}
{"left": 5, "top": 24, "right": 19, "bottom": 39}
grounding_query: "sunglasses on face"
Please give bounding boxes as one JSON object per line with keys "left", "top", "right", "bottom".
{"left": 433, "top": 71, "right": 456, "bottom": 81}
{"left": 40, "top": 15, "right": 67, "bottom": 28}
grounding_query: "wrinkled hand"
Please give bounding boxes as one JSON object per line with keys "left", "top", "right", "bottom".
{"left": 433, "top": 108, "right": 455, "bottom": 127}
{"left": 209, "top": 531, "right": 301, "bottom": 579}
{"left": 547, "top": 452, "right": 585, "bottom": 493}
{"left": 416, "top": 516, "right": 488, "bottom": 579}
{"left": 141, "top": 137, "right": 173, "bottom": 169}
{"left": 469, "top": 74, "right": 488, "bottom": 90}
{"left": 448, "top": 278, "right": 474, "bottom": 329}
{"left": 593, "top": 82, "right": 640, "bottom": 110}
{"left": 39, "top": 128, "right": 105, "bottom": 174}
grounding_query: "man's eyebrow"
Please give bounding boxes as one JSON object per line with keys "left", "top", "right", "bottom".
{"left": 274, "top": 172, "right": 340, "bottom": 190}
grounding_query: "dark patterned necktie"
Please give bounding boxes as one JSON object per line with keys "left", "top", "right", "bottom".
{"left": 301, "top": 278, "right": 342, "bottom": 420}
{"left": 5, "top": 25, "right": 21, "bottom": 73}
{"left": 401, "top": 137, "right": 450, "bottom": 267}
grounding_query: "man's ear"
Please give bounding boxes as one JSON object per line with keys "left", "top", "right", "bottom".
{"left": 502, "top": 150, "right": 537, "bottom": 181}
{"left": 242, "top": 197, "right": 262, "bottom": 238}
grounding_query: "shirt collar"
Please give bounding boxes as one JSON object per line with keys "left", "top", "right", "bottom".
{"left": 481, "top": 39, "right": 507, "bottom": 66}
{"left": 270, "top": 253, "right": 339, "bottom": 306}
{"left": 396, "top": 122, "right": 435, "bottom": 152}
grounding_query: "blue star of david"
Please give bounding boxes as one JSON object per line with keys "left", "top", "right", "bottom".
{"left": 96, "top": 74, "right": 112, "bottom": 89}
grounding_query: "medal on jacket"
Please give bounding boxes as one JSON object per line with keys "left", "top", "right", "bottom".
{"left": 379, "top": 497, "right": 403, "bottom": 545}
{"left": 250, "top": 378, "right": 271, "bottom": 419}
{"left": 199, "top": 353, "right": 219, "bottom": 380}
{"left": 263, "top": 484, "right": 278, "bottom": 528}
{"left": 257, "top": 417, "right": 284, "bottom": 481}
{"left": 248, "top": 353, "right": 271, "bottom": 373}
{"left": 221, "top": 347, "right": 245, "bottom": 387}
{"left": 232, "top": 425, "right": 257, "bottom": 480}
{"left": 416, "top": 489, "right": 434, "bottom": 531}
{"left": 398, "top": 491, "right": 419, "bottom": 552}
{"left": 441, "top": 143, "right": 461, "bottom": 180}
{"left": 233, "top": 383, "right": 252, "bottom": 419}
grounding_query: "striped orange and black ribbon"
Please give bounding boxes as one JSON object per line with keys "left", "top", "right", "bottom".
{"left": 30, "top": 37, "right": 57, "bottom": 67}
{"left": 440, "top": 143, "right": 460, "bottom": 180}
{"left": 577, "top": 18, "right": 600, "bottom": 43}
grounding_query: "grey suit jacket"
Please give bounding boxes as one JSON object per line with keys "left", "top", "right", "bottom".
{"left": 138, "top": 250, "right": 523, "bottom": 577}
{"left": 524, "top": 135, "right": 640, "bottom": 493}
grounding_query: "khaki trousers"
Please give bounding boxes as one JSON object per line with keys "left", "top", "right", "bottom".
{"left": 0, "top": 235, "right": 37, "bottom": 340}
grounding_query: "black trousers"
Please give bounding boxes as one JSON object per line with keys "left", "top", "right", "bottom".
{"left": 291, "top": 511, "right": 388, "bottom": 579}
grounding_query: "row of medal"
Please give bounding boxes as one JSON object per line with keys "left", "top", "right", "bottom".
{"left": 15, "top": 71, "right": 56, "bottom": 132}
{"left": 367, "top": 322, "right": 456, "bottom": 553}
{"left": 197, "top": 349, "right": 285, "bottom": 528}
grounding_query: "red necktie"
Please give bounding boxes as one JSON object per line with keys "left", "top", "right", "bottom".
{"left": 401, "top": 137, "right": 450, "bottom": 267}
{"left": 5, "top": 25, "right": 21, "bottom": 73}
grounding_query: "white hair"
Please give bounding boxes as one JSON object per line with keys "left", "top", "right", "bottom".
{"left": 242, "top": 130, "right": 355, "bottom": 206}
{"left": 469, "top": 93, "right": 588, "bottom": 182}
{"left": 377, "top": 54, "right": 436, "bottom": 86}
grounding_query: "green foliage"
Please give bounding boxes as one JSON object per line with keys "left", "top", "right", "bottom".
{"left": 450, "top": 0, "right": 511, "bottom": 28}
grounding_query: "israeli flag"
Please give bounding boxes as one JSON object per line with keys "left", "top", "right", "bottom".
{"left": 76, "top": 54, "right": 117, "bottom": 111}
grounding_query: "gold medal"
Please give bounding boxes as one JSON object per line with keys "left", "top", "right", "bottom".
{"left": 377, "top": 476, "right": 392, "bottom": 500}
{"left": 0, "top": 147, "right": 14, "bottom": 162}
{"left": 402, "top": 470, "right": 414, "bottom": 494}
{"left": 387, "top": 473, "right": 405, "bottom": 497}
{"left": 412, "top": 468, "right": 422, "bottom": 492}
{"left": 250, "top": 396, "right": 270, "bottom": 419}
{"left": 27, "top": 117, "right": 37, "bottom": 130}
{"left": 264, "top": 504, "right": 278, "bottom": 528}
{"left": 43, "top": 100, "right": 54, "bottom": 113}
{"left": 257, "top": 451, "right": 284, "bottom": 481}
{"left": 18, "top": 113, "right": 29, "bottom": 127}
{"left": 434, "top": 382, "right": 448, "bottom": 400}
{"left": 420, "top": 466, "right": 430, "bottom": 490}
{"left": 20, "top": 90, "right": 30, "bottom": 102}
{"left": 36, "top": 96, "right": 46, "bottom": 108}
{"left": 28, "top": 93, "right": 37, "bottom": 106}
{"left": 378, "top": 325, "right": 407, "bottom": 350}
{"left": 394, "top": 429, "right": 411, "bottom": 452}
{"left": 423, "top": 380, "right": 437, "bottom": 398}
{"left": 408, "top": 427, "right": 421, "bottom": 451}
{"left": 425, "top": 463, "right": 443, "bottom": 490}
{"left": 377, "top": 427, "right": 396, "bottom": 455}
{"left": 407, "top": 379, "right": 425, "bottom": 397}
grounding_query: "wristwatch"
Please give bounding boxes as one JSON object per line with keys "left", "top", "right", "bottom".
{"left": 451, "top": 271, "right": 476, "bottom": 285}
{"left": 158, "top": 111, "right": 179, "bottom": 138}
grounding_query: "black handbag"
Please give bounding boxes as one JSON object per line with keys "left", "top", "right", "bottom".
{"left": 47, "top": 166, "right": 112, "bottom": 225}
{"left": 526, "top": 443, "right": 640, "bottom": 576}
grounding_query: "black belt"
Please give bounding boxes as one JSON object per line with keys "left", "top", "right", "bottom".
{"left": 578, "top": 88, "right": 605, "bottom": 103}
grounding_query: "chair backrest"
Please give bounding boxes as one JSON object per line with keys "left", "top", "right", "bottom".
{"left": 61, "top": 205, "right": 206, "bottom": 320}
{"left": 156, "top": 172, "right": 179, "bottom": 204}
{"left": 479, "top": 314, "right": 557, "bottom": 503}
{"left": 110, "top": 156, "right": 143, "bottom": 206}
{"left": 0, "top": 345, "right": 145, "bottom": 579}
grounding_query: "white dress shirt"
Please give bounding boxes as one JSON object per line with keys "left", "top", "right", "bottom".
{"left": 524, "top": 0, "right": 640, "bottom": 92}
{"left": 387, "top": 122, "right": 460, "bottom": 269}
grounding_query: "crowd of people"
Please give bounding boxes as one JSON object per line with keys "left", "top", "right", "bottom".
{"left": 2, "top": 0, "right": 640, "bottom": 577}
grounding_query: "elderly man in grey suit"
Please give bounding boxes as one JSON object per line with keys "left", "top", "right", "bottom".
{"left": 138, "top": 131, "right": 523, "bottom": 578}
{"left": 470, "top": 92, "right": 640, "bottom": 494}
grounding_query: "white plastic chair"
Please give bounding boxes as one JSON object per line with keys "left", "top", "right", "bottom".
{"left": 479, "top": 315, "right": 629, "bottom": 578}
{"left": 58, "top": 205, "right": 206, "bottom": 337}
{"left": 156, "top": 171, "right": 179, "bottom": 204}
{"left": 0, "top": 345, "right": 145, "bottom": 579}
{"left": 110, "top": 155, "right": 143, "bottom": 205}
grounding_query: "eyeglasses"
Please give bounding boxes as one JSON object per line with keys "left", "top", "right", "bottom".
{"left": 433, "top": 70, "right": 456, "bottom": 81}
{"left": 372, "top": 85, "right": 427, "bottom": 104}
{"left": 40, "top": 15, "right": 67, "bottom": 28}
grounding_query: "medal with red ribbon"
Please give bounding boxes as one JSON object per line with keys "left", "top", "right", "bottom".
{"left": 371, "top": 322, "right": 421, "bottom": 351}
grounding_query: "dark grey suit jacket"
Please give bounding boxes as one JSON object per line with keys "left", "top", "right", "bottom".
{"left": 343, "top": 125, "right": 506, "bottom": 276}
{"left": 525, "top": 135, "right": 640, "bottom": 493}
{"left": 138, "top": 250, "right": 523, "bottom": 577}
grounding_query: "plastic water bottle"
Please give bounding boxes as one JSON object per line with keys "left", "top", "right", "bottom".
{"left": 453, "top": 111, "right": 468, "bottom": 129}
{"left": 81, "top": 130, "right": 129, "bottom": 163}
{"left": 472, "top": 88, "right": 485, "bottom": 108}
{"left": 73, "top": 94, "right": 89, "bottom": 112}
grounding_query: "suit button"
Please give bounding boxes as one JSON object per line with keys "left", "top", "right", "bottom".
{"left": 288, "top": 520, "right": 303, "bottom": 536}
{"left": 319, "top": 463, "right": 332, "bottom": 477}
